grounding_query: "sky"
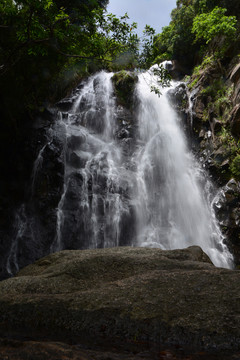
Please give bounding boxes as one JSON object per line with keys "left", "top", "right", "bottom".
{"left": 107, "top": 0, "right": 177, "bottom": 36}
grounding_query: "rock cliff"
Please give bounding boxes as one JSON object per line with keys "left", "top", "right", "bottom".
{"left": 170, "top": 56, "right": 240, "bottom": 266}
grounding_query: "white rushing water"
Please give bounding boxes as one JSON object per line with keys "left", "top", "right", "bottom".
{"left": 51, "top": 68, "right": 233, "bottom": 268}
{"left": 6, "top": 205, "right": 27, "bottom": 275}
{"left": 53, "top": 71, "right": 129, "bottom": 251}
{"left": 134, "top": 67, "right": 233, "bottom": 268}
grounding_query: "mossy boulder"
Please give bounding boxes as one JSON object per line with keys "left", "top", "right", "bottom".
{"left": 112, "top": 71, "right": 138, "bottom": 108}
{"left": 0, "top": 246, "right": 240, "bottom": 356}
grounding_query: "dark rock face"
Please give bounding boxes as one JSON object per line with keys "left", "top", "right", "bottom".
{"left": 169, "top": 60, "right": 191, "bottom": 80}
{"left": 0, "top": 107, "right": 66, "bottom": 280}
{"left": 167, "top": 83, "right": 189, "bottom": 135}
{"left": 214, "top": 179, "right": 240, "bottom": 265}
{"left": 167, "top": 83, "right": 188, "bottom": 114}
{"left": 0, "top": 246, "right": 240, "bottom": 357}
{"left": 0, "top": 115, "right": 65, "bottom": 279}
{"left": 181, "top": 59, "right": 240, "bottom": 265}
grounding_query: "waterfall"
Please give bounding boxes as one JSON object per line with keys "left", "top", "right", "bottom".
{"left": 4, "top": 68, "right": 233, "bottom": 276}
{"left": 134, "top": 69, "right": 233, "bottom": 268}
{"left": 51, "top": 68, "right": 233, "bottom": 268}
{"left": 52, "top": 71, "right": 131, "bottom": 252}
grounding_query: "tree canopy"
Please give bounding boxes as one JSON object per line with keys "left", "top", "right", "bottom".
{"left": 1, "top": 0, "right": 239, "bottom": 122}
{"left": 192, "top": 6, "right": 237, "bottom": 54}
{"left": 150, "top": 0, "right": 240, "bottom": 71}
{"left": 0, "top": 0, "right": 140, "bottom": 118}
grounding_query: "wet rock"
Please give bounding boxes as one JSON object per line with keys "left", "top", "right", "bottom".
{"left": 67, "top": 131, "right": 87, "bottom": 151}
{"left": 114, "top": 105, "right": 136, "bottom": 157}
{"left": 33, "top": 108, "right": 57, "bottom": 129}
{"left": 169, "top": 60, "right": 190, "bottom": 80}
{"left": 68, "top": 150, "right": 90, "bottom": 168}
{"left": 214, "top": 179, "right": 240, "bottom": 264}
{"left": 167, "top": 83, "right": 188, "bottom": 114}
{"left": 56, "top": 97, "right": 76, "bottom": 112}
{"left": 191, "top": 95, "right": 206, "bottom": 133}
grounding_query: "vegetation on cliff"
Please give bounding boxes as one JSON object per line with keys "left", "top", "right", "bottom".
{"left": 150, "top": 0, "right": 240, "bottom": 70}
{"left": 144, "top": 0, "right": 240, "bottom": 183}
{"left": 140, "top": 0, "right": 240, "bottom": 260}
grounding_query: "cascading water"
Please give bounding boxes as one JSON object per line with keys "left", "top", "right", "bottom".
{"left": 6, "top": 205, "right": 27, "bottom": 275}
{"left": 51, "top": 71, "right": 132, "bottom": 252}
{"left": 134, "top": 69, "right": 233, "bottom": 268}
{"left": 52, "top": 68, "right": 233, "bottom": 268}
{"left": 4, "top": 67, "right": 233, "bottom": 277}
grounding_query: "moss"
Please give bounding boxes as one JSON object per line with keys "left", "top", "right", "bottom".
{"left": 188, "top": 56, "right": 220, "bottom": 92}
{"left": 230, "top": 155, "right": 240, "bottom": 180}
{"left": 216, "top": 127, "right": 240, "bottom": 181}
{"left": 111, "top": 71, "right": 138, "bottom": 108}
{"left": 188, "top": 76, "right": 200, "bottom": 91}
{"left": 202, "top": 108, "right": 209, "bottom": 123}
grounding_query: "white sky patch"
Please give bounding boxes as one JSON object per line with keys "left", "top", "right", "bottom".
{"left": 107, "top": 0, "right": 177, "bottom": 36}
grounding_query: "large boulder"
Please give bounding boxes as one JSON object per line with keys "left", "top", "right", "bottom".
{"left": 0, "top": 246, "right": 240, "bottom": 358}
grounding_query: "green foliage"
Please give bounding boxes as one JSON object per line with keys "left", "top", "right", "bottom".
{"left": 193, "top": 0, "right": 240, "bottom": 18}
{"left": 201, "top": 80, "right": 223, "bottom": 97}
{"left": 152, "top": 2, "right": 198, "bottom": 69}
{"left": 218, "top": 127, "right": 240, "bottom": 180}
{"left": 192, "top": 7, "right": 237, "bottom": 55}
{"left": 187, "top": 77, "right": 200, "bottom": 91}
{"left": 230, "top": 155, "right": 240, "bottom": 179}
{"left": 138, "top": 25, "right": 156, "bottom": 69}
{"left": 0, "top": 0, "right": 140, "bottom": 72}
{"left": 188, "top": 55, "right": 220, "bottom": 91}
{"left": 150, "top": 0, "right": 240, "bottom": 72}
{"left": 215, "top": 86, "right": 233, "bottom": 117}
{"left": 149, "top": 65, "right": 171, "bottom": 96}
{"left": 200, "top": 75, "right": 233, "bottom": 122}
{"left": 200, "top": 55, "right": 215, "bottom": 68}
{"left": 0, "top": 0, "right": 142, "bottom": 118}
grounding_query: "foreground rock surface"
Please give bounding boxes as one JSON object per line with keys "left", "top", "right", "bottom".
{"left": 0, "top": 246, "right": 240, "bottom": 358}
